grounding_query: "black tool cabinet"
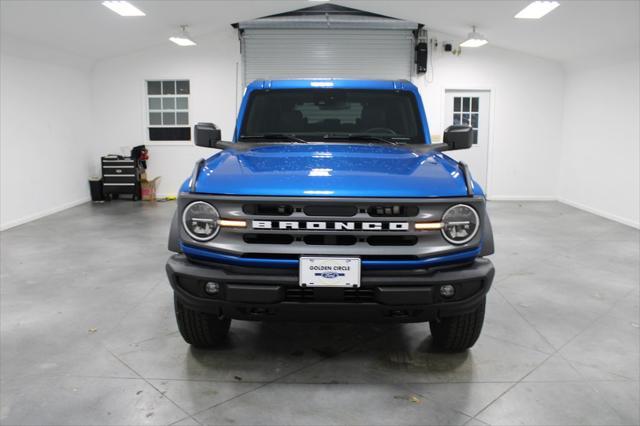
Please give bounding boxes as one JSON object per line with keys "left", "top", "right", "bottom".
{"left": 101, "top": 156, "right": 141, "bottom": 200}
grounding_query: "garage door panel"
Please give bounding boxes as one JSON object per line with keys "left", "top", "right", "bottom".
{"left": 242, "top": 29, "right": 414, "bottom": 84}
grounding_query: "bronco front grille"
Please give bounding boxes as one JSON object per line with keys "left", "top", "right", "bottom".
{"left": 181, "top": 195, "right": 473, "bottom": 259}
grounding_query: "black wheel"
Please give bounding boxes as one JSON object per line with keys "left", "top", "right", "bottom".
{"left": 174, "top": 296, "right": 230, "bottom": 348}
{"left": 430, "top": 297, "right": 486, "bottom": 351}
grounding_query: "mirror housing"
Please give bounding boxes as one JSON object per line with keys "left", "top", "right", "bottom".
{"left": 443, "top": 125, "right": 474, "bottom": 150}
{"left": 194, "top": 122, "right": 221, "bottom": 148}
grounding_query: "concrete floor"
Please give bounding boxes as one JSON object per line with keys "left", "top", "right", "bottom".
{"left": 1, "top": 200, "right": 638, "bottom": 426}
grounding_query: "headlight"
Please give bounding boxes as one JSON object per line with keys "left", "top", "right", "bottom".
{"left": 441, "top": 204, "right": 480, "bottom": 245}
{"left": 182, "top": 201, "right": 220, "bottom": 241}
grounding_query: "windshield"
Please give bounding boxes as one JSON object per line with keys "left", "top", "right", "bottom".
{"left": 240, "top": 89, "right": 425, "bottom": 144}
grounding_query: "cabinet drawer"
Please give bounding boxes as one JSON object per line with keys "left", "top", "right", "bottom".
{"left": 103, "top": 175, "right": 137, "bottom": 184}
{"left": 102, "top": 159, "right": 135, "bottom": 167}
{"left": 103, "top": 182, "right": 136, "bottom": 187}
{"left": 102, "top": 166, "right": 136, "bottom": 175}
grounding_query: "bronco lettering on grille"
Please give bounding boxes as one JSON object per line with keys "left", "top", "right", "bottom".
{"left": 251, "top": 220, "right": 410, "bottom": 231}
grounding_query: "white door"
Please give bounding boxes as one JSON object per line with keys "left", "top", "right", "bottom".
{"left": 444, "top": 90, "right": 491, "bottom": 194}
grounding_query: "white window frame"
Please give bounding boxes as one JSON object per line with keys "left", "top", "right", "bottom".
{"left": 144, "top": 79, "right": 191, "bottom": 144}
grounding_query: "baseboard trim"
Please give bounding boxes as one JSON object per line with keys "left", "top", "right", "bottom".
{"left": 558, "top": 198, "right": 640, "bottom": 229}
{"left": 0, "top": 197, "right": 91, "bottom": 231}
{"left": 487, "top": 195, "right": 556, "bottom": 201}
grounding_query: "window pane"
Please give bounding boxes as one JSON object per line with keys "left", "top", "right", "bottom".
{"left": 147, "top": 81, "right": 161, "bottom": 95}
{"left": 162, "top": 81, "right": 175, "bottom": 95}
{"left": 163, "top": 112, "right": 175, "bottom": 125}
{"left": 149, "top": 112, "right": 162, "bottom": 125}
{"left": 463, "top": 97, "right": 470, "bottom": 112}
{"left": 176, "top": 80, "right": 190, "bottom": 94}
{"left": 176, "top": 112, "right": 189, "bottom": 125}
{"left": 453, "top": 97, "right": 461, "bottom": 112}
{"left": 462, "top": 113, "right": 470, "bottom": 126}
{"left": 452, "top": 113, "right": 461, "bottom": 125}
{"left": 148, "top": 97, "right": 161, "bottom": 110}
{"left": 176, "top": 97, "right": 188, "bottom": 110}
{"left": 243, "top": 89, "right": 423, "bottom": 142}
{"left": 162, "top": 97, "right": 175, "bottom": 110}
{"left": 473, "top": 129, "right": 478, "bottom": 144}
{"left": 471, "top": 97, "right": 479, "bottom": 112}
{"left": 471, "top": 113, "right": 479, "bottom": 128}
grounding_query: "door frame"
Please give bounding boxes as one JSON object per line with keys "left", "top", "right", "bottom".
{"left": 440, "top": 87, "right": 496, "bottom": 197}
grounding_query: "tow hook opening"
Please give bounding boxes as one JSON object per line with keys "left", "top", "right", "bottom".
{"left": 388, "top": 309, "right": 409, "bottom": 318}
{"left": 239, "top": 306, "right": 275, "bottom": 316}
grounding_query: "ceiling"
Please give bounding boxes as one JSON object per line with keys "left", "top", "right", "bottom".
{"left": 1, "top": 0, "right": 638, "bottom": 64}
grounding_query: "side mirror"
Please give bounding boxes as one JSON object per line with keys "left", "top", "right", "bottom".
{"left": 443, "top": 125, "right": 473, "bottom": 150}
{"left": 194, "top": 122, "right": 221, "bottom": 148}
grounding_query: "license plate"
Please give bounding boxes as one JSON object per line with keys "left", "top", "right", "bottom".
{"left": 299, "top": 257, "right": 361, "bottom": 288}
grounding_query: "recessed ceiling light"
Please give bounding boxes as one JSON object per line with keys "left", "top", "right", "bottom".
{"left": 515, "top": 1, "right": 560, "bottom": 19}
{"left": 102, "top": 1, "right": 145, "bottom": 17}
{"left": 170, "top": 25, "right": 197, "bottom": 47}
{"left": 460, "top": 26, "right": 488, "bottom": 48}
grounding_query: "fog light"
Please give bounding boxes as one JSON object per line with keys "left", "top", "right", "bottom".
{"left": 204, "top": 281, "right": 220, "bottom": 295}
{"left": 440, "top": 284, "right": 456, "bottom": 298}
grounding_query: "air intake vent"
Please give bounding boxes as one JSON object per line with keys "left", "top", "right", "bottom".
{"left": 303, "top": 205, "right": 358, "bottom": 217}
{"left": 368, "top": 205, "right": 419, "bottom": 217}
{"left": 243, "top": 204, "right": 293, "bottom": 216}
{"left": 284, "top": 287, "right": 375, "bottom": 303}
{"left": 243, "top": 234, "right": 294, "bottom": 245}
{"left": 367, "top": 236, "right": 417, "bottom": 246}
{"left": 303, "top": 235, "right": 357, "bottom": 246}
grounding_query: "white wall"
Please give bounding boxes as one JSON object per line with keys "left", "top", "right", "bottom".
{"left": 558, "top": 57, "right": 640, "bottom": 228}
{"left": 91, "top": 28, "right": 239, "bottom": 196}
{"left": 0, "top": 44, "right": 93, "bottom": 230}
{"left": 412, "top": 35, "right": 565, "bottom": 200}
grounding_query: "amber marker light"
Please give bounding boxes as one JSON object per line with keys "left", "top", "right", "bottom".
{"left": 415, "top": 222, "right": 443, "bottom": 230}
{"left": 218, "top": 219, "right": 247, "bottom": 228}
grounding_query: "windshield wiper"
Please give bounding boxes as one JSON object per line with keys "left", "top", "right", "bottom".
{"left": 322, "top": 134, "right": 404, "bottom": 146}
{"left": 239, "top": 134, "right": 308, "bottom": 143}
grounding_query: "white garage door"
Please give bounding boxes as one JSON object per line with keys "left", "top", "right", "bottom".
{"left": 241, "top": 29, "right": 415, "bottom": 86}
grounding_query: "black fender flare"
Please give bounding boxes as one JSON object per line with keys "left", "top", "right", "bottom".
{"left": 480, "top": 208, "right": 494, "bottom": 256}
{"left": 168, "top": 209, "right": 181, "bottom": 253}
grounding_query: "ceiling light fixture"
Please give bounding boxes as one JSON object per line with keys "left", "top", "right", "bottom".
{"left": 460, "top": 26, "right": 488, "bottom": 48}
{"left": 169, "top": 25, "right": 197, "bottom": 47}
{"left": 102, "top": 1, "right": 145, "bottom": 17}
{"left": 515, "top": 1, "right": 560, "bottom": 19}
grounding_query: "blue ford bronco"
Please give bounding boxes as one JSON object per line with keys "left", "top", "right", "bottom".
{"left": 167, "top": 79, "right": 494, "bottom": 351}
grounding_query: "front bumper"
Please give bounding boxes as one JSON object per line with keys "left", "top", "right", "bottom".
{"left": 166, "top": 255, "right": 494, "bottom": 323}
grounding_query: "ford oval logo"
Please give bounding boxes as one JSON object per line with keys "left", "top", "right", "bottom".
{"left": 321, "top": 272, "right": 339, "bottom": 279}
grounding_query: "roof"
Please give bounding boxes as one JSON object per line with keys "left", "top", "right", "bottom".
{"left": 232, "top": 4, "right": 420, "bottom": 30}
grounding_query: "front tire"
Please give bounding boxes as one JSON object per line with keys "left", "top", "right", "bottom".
{"left": 430, "top": 297, "right": 486, "bottom": 351}
{"left": 174, "top": 297, "right": 231, "bottom": 348}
